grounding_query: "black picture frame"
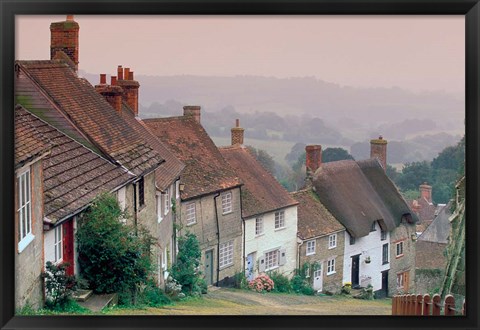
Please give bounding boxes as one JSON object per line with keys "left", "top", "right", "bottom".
{"left": 1, "top": 1, "right": 479, "bottom": 329}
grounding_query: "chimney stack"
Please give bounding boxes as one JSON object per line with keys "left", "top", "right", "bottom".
{"left": 95, "top": 74, "right": 123, "bottom": 114}
{"left": 305, "top": 145, "right": 322, "bottom": 177}
{"left": 419, "top": 182, "right": 432, "bottom": 203}
{"left": 370, "top": 135, "right": 387, "bottom": 171}
{"left": 231, "top": 119, "right": 245, "bottom": 145}
{"left": 116, "top": 66, "right": 140, "bottom": 116}
{"left": 183, "top": 106, "right": 201, "bottom": 124}
{"left": 50, "top": 15, "right": 80, "bottom": 72}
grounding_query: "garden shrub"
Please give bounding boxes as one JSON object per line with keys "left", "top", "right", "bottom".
{"left": 268, "top": 271, "right": 292, "bottom": 293}
{"left": 248, "top": 274, "right": 274, "bottom": 293}
{"left": 42, "top": 261, "right": 77, "bottom": 310}
{"left": 170, "top": 232, "right": 202, "bottom": 296}
{"left": 233, "top": 272, "right": 248, "bottom": 290}
{"left": 76, "top": 192, "right": 156, "bottom": 304}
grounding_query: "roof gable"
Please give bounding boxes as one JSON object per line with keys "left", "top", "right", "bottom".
{"left": 144, "top": 116, "right": 241, "bottom": 199}
{"left": 220, "top": 145, "right": 298, "bottom": 218}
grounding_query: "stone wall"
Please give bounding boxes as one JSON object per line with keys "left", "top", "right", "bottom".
{"left": 389, "top": 222, "right": 416, "bottom": 295}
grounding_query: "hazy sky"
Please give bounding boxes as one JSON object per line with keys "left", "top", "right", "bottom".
{"left": 16, "top": 15, "right": 464, "bottom": 96}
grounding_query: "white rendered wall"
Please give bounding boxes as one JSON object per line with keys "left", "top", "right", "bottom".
{"left": 44, "top": 228, "right": 56, "bottom": 266}
{"left": 244, "top": 205, "right": 298, "bottom": 278}
{"left": 342, "top": 225, "right": 390, "bottom": 291}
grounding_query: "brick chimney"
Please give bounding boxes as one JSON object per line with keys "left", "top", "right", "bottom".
{"left": 305, "top": 145, "right": 322, "bottom": 178}
{"left": 116, "top": 66, "right": 140, "bottom": 116}
{"left": 95, "top": 75, "right": 123, "bottom": 113}
{"left": 231, "top": 119, "right": 245, "bottom": 145}
{"left": 183, "top": 106, "right": 201, "bottom": 124}
{"left": 50, "top": 15, "right": 80, "bottom": 72}
{"left": 419, "top": 182, "right": 432, "bottom": 203}
{"left": 370, "top": 135, "right": 387, "bottom": 171}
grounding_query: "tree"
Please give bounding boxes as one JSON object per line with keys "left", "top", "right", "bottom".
{"left": 76, "top": 192, "right": 155, "bottom": 301}
{"left": 170, "top": 232, "right": 202, "bottom": 295}
{"left": 322, "top": 147, "right": 354, "bottom": 163}
{"left": 246, "top": 145, "right": 276, "bottom": 175}
{"left": 395, "top": 161, "right": 432, "bottom": 192}
{"left": 285, "top": 142, "right": 306, "bottom": 165}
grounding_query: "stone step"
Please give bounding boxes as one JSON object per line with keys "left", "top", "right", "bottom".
{"left": 77, "top": 293, "right": 118, "bottom": 312}
{"left": 73, "top": 289, "right": 93, "bottom": 302}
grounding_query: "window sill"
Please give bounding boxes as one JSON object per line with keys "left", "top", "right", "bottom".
{"left": 222, "top": 210, "right": 233, "bottom": 216}
{"left": 186, "top": 221, "right": 196, "bottom": 227}
{"left": 274, "top": 227, "right": 286, "bottom": 232}
{"left": 306, "top": 252, "right": 316, "bottom": 256}
{"left": 327, "top": 271, "right": 336, "bottom": 276}
{"left": 265, "top": 266, "right": 279, "bottom": 272}
{"left": 328, "top": 246, "right": 336, "bottom": 250}
{"left": 255, "top": 233, "right": 265, "bottom": 238}
{"left": 396, "top": 254, "right": 404, "bottom": 259}
{"left": 18, "top": 233, "right": 35, "bottom": 253}
{"left": 219, "top": 263, "right": 234, "bottom": 271}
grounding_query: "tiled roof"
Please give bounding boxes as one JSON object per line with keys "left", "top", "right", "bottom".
{"left": 144, "top": 116, "right": 242, "bottom": 200}
{"left": 410, "top": 197, "right": 437, "bottom": 222}
{"left": 418, "top": 203, "right": 450, "bottom": 243}
{"left": 219, "top": 145, "right": 297, "bottom": 218}
{"left": 16, "top": 60, "right": 163, "bottom": 176}
{"left": 15, "top": 106, "right": 54, "bottom": 168}
{"left": 291, "top": 189, "right": 344, "bottom": 240}
{"left": 20, "top": 108, "right": 134, "bottom": 223}
{"left": 120, "top": 104, "right": 185, "bottom": 191}
{"left": 312, "top": 158, "right": 417, "bottom": 238}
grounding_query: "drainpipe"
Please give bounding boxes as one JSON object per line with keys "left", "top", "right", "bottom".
{"left": 213, "top": 192, "right": 221, "bottom": 286}
{"left": 239, "top": 186, "right": 246, "bottom": 277}
{"left": 133, "top": 182, "right": 138, "bottom": 236}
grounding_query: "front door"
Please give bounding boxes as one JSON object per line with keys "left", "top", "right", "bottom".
{"left": 380, "top": 270, "right": 389, "bottom": 298}
{"left": 351, "top": 254, "right": 360, "bottom": 288}
{"left": 205, "top": 250, "right": 214, "bottom": 286}
{"left": 313, "top": 264, "right": 323, "bottom": 292}
{"left": 63, "top": 220, "right": 74, "bottom": 276}
{"left": 246, "top": 253, "right": 255, "bottom": 281}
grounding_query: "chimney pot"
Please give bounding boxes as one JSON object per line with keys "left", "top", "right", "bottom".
{"left": 183, "top": 106, "right": 201, "bottom": 124}
{"left": 231, "top": 119, "right": 244, "bottom": 145}
{"left": 124, "top": 68, "right": 130, "bottom": 80}
{"left": 305, "top": 145, "right": 322, "bottom": 176}
{"left": 100, "top": 74, "right": 106, "bottom": 84}
{"left": 66, "top": 15, "right": 74, "bottom": 21}
{"left": 129, "top": 71, "right": 134, "bottom": 80}
{"left": 117, "top": 65, "right": 123, "bottom": 80}
{"left": 419, "top": 182, "right": 433, "bottom": 203}
{"left": 111, "top": 76, "right": 117, "bottom": 86}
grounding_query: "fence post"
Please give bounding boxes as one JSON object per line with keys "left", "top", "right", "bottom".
{"left": 408, "top": 294, "right": 415, "bottom": 315}
{"left": 462, "top": 299, "right": 466, "bottom": 316}
{"left": 397, "top": 295, "right": 403, "bottom": 315}
{"left": 432, "top": 294, "right": 441, "bottom": 316}
{"left": 402, "top": 295, "right": 407, "bottom": 315}
{"left": 416, "top": 294, "right": 423, "bottom": 315}
{"left": 423, "top": 294, "right": 431, "bottom": 316}
{"left": 392, "top": 296, "right": 398, "bottom": 315}
{"left": 444, "top": 295, "right": 455, "bottom": 316}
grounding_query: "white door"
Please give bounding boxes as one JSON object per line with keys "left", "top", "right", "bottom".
{"left": 313, "top": 264, "right": 323, "bottom": 292}
{"left": 246, "top": 253, "right": 255, "bottom": 281}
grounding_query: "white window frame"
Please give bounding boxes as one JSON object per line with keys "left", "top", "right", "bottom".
{"left": 17, "top": 168, "right": 34, "bottom": 253}
{"left": 54, "top": 225, "right": 63, "bottom": 264}
{"left": 328, "top": 234, "right": 337, "bottom": 249}
{"left": 382, "top": 243, "right": 389, "bottom": 265}
{"left": 306, "top": 240, "right": 316, "bottom": 256}
{"left": 221, "top": 191, "right": 232, "bottom": 214}
{"left": 255, "top": 217, "right": 264, "bottom": 236}
{"left": 327, "top": 258, "right": 336, "bottom": 275}
{"left": 186, "top": 203, "right": 196, "bottom": 225}
{"left": 396, "top": 241, "right": 404, "bottom": 258}
{"left": 397, "top": 273, "right": 405, "bottom": 288}
{"left": 164, "top": 189, "right": 170, "bottom": 216}
{"left": 175, "top": 180, "right": 180, "bottom": 199}
{"left": 265, "top": 249, "right": 279, "bottom": 271}
{"left": 156, "top": 193, "right": 163, "bottom": 223}
{"left": 219, "top": 240, "right": 234, "bottom": 269}
{"left": 274, "top": 210, "right": 285, "bottom": 229}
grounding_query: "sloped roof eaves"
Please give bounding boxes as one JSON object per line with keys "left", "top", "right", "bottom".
{"left": 292, "top": 189, "right": 345, "bottom": 240}
{"left": 312, "top": 160, "right": 397, "bottom": 238}
{"left": 220, "top": 145, "right": 298, "bottom": 218}
{"left": 17, "top": 61, "right": 164, "bottom": 176}
{"left": 144, "top": 116, "right": 242, "bottom": 199}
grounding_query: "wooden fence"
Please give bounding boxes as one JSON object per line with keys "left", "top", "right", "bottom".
{"left": 392, "top": 294, "right": 465, "bottom": 316}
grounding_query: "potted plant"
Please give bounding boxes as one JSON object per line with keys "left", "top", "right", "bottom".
{"left": 365, "top": 256, "right": 371, "bottom": 264}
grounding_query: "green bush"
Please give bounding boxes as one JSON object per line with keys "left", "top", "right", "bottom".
{"left": 290, "top": 263, "right": 315, "bottom": 296}
{"left": 268, "top": 271, "right": 292, "bottom": 293}
{"left": 141, "top": 281, "right": 172, "bottom": 307}
{"left": 233, "top": 272, "right": 248, "bottom": 290}
{"left": 170, "top": 232, "right": 202, "bottom": 296}
{"left": 76, "top": 193, "right": 156, "bottom": 302}
{"left": 41, "top": 261, "right": 77, "bottom": 310}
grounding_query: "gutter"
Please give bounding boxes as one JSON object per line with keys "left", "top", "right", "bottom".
{"left": 213, "top": 192, "right": 221, "bottom": 286}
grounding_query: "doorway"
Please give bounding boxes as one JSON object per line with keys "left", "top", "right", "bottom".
{"left": 351, "top": 254, "right": 360, "bottom": 288}
{"left": 246, "top": 252, "right": 255, "bottom": 281}
{"left": 313, "top": 263, "right": 323, "bottom": 292}
{"left": 63, "top": 220, "right": 75, "bottom": 276}
{"left": 205, "top": 250, "right": 214, "bottom": 286}
{"left": 380, "top": 270, "right": 389, "bottom": 298}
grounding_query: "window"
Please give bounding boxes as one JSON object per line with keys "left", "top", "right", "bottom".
{"left": 117, "top": 187, "right": 126, "bottom": 211}
{"left": 219, "top": 240, "right": 234, "bottom": 268}
{"left": 221, "top": 191, "right": 232, "bottom": 214}
{"left": 305, "top": 264, "right": 311, "bottom": 278}
{"left": 164, "top": 188, "right": 170, "bottom": 216}
{"left": 371, "top": 221, "right": 377, "bottom": 231}
{"left": 274, "top": 211, "right": 285, "bottom": 229}
{"left": 382, "top": 243, "right": 389, "bottom": 264}
{"left": 349, "top": 234, "right": 356, "bottom": 245}
{"left": 255, "top": 217, "right": 264, "bottom": 236}
{"left": 186, "top": 203, "right": 196, "bottom": 225}
{"left": 328, "top": 234, "right": 337, "bottom": 249}
{"left": 327, "top": 258, "right": 336, "bottom": 275}
{"left": 156, "top": 194, "right": 163, "bottom": 223}
{"left": 265, "top": 250, "right": 279, "bottom": 270}
{"left": 17, "top": 169, "right": 33, "bottom": 252}
{"left": 54, "top": 225, "right": 63, "bottom": 263}
{"left": 138, "top": 176, "right": 145, "bottom": 207}
{"left": 381, "top": 230, "right": 387, "bottom": 241}
{"left": 397, "top": 273, "right": 405, "bottom": 288}
{"left": 175, "top": 180, "right": 180, "bottom": 199}
{"left": 396, "top": 241, "right": 404, "bottom": 258}
{"left": 306, "top": 240, "right": 316, "bottom": 255}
